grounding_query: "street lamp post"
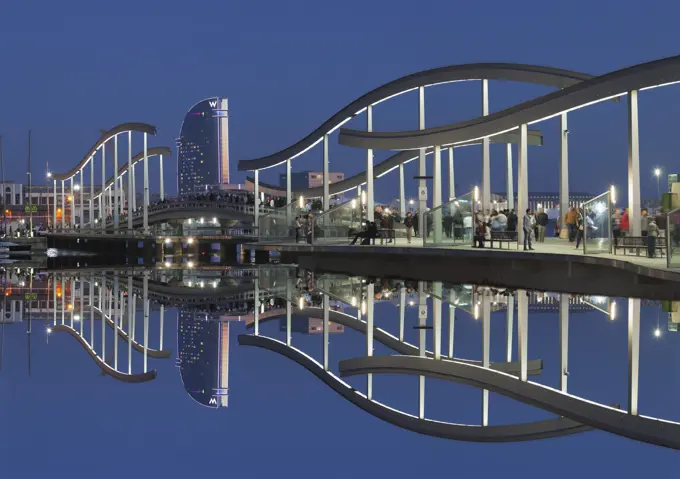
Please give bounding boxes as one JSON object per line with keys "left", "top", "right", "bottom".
{"left": 654, "top": 168, "right": 661, "bottom": 203}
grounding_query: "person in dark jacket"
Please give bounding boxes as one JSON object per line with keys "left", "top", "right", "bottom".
{"left": 507, "top": 210, "right": 517, "bottom": 232}
{"left": 404, "top": 212, "right": 414, "bottom": 244}
{"left": 536, "top": 208, "right": 549, "bottom": 242}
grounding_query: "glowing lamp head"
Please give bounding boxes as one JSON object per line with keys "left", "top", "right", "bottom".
{"left": 187, "top": 237, "right": 194, "bottom": 245}
{"left": 164, "top": 238, "right": 172, "bottom": 245}
{"left": 654, "top": 168, "right": 661, "bottom": 177}
{"left": 46, "top": 172, "right": 52, "bottom": 179}
{"left": 654, "top": 328, "right": 661, "bottom": 338}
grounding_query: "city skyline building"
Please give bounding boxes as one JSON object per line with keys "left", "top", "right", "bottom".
{"left": 177, "top": 311, "right": 234, "bottom": 408}
{"left": 177, "top": 98, "right": 230, "bottom": 196}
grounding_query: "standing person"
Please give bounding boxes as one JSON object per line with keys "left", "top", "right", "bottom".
{"left": 647, "top": 219, "right": 659, "bottom": 258}
{"left": 612, "top": 208, "right": 622, "bottom": 245}
{"left": 404, "top": 212, "right": 414, "bottom": 244}
{"left": 474, "top": 218, "right": 486, "bottom": 248}
{"left": 507, "top": 209, "right": 517, "bottom": 232}
{"left": 387, "top": 213, "right": 395, "bottom": 244}
{"left": 565, "top": 207, "right": 577, "bottom": 242}
{"left": 305, "top": 213, "right": 313, "bottom": 244}
{"left": 640, "top": 209, "right": 649, "bottom": 237}
{"left": 294, "top": 216, "right": 302, "bottom": 243}
{"left": 620, "top": 208, "right": 630, "bottom": 237}
{"left": 575, "top": 208, "right": 585, "bottom": 249}
{"left": 533, "top": 211, "right": 540, "bottom": 241}
{"left": 413, "top": 212, "right": 419, "bottom": 237}
{"left": 536, "top": 208, "right": 549, "bottom": 242}
{"left": 522, "top": 209, "right": 534, "bottom": 251}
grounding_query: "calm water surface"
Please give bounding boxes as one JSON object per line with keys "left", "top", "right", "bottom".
{"left": 2, "top": 263, "right": 680, "bottom": 477}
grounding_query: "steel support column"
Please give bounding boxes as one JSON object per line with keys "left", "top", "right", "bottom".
{"left": 159, "top": 154, "right": 164, "bottom": 201}
{"left": 559, "top": 293, "right": 569, "bottom": 393}
{"left": 52, "top": 180, "right": 57, "bottom": 228}
{"left": 61, "top": 180, "right": 65, "bottom": 229}
{"left": 448, "top": 146, "right": 455, "bottom": 200}
{"left": 113, "top": 135, "right": 119, "bottom": 229}
{"left": 628, "top": 90, "right": 641, "bottom": 236}
{"left": 399, "top": 164, "right": 406, "bottom": 217}
{"left": 254, "top": 169, "right": 260, "bottom": 231}
{"left": 517, "top": 124, "right": 528, "bottom": 247}
{"left": 432, "top": 282, "right": 442, "bottom": 360}
{"left": 143, "top": 272, "right": 149, "bottom": 373}
{"left": 323, "top": 134, "right": 330, "bottom": 211}
{"left": 481, "top": 79, "right": 491, "bottom": 210}
{"left": 628, "top": 298, "right": 640, "bottom": 415}
{"left": 366, "top": 105, "right": 374, "bottom": 221}
{"left": 506, "top": 294, "right": 514, "bottom": 362}
{"left": 127, "top": 131, "right": 133, "bottom": 230}
{"left": 418, "top": 86, "right": 426, "bottom": 244}
{"left": 506, "top": 144, "right": 514, "bottom": 210}
{"left": 366, "top": 283, "right": 374, "bottom": 399}
{"left": 418, "top": 281, "right": 427, "bottom": 418}
{"left": 482, "top": 294, "right": 490, "bottom": 426}
{"left": 559, "top": 113, "right": 569, "bottom": 227}
{"left": 323, "top": 293, "right": 330, "bottom": 372}
{"left": 517, "top": 290, "right": 528, "bottom": 382}
{"left": 101, "top": 145, "right": 106, "bottom": 230}
{"left": 433, "top": 145, "right": 442, "bottom": 242}
{"left": 143, "top": 133, "right": 149, "bottom": 233}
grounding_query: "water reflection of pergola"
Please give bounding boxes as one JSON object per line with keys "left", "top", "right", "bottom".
{"left": 243, "top": 271, "right": 680, "bottom": 449}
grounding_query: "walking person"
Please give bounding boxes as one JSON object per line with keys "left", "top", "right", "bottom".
{"left": 575, "top": 208, "right": 585, "bottom": 249}
{"left": 647, "top": 219, "right": 659, "bottom": 258}
{"left": 523, "top": 209, "right": 534, "bottom": 251}
{"left": 404, "top": 212, "right": 414, "bottom": 244}
{"left": 565, "top": 207, "right": 577, "bottom": 242}
{"left": 413, "top": 212, "right": 419, "bottom": 237}
{"left": 536, "top": 208, "right": 549, "bottom": 243}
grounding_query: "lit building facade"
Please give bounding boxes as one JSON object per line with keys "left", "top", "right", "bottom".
{"left": 177, "top": 311, "right": 235, "bottom": 408}
{"left": 177, "top": 98, "right": 230, "bottom": 196}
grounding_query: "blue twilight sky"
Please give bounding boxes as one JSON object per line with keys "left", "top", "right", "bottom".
{"left": 1, "top": 0, "right": 680, "bottom": 205}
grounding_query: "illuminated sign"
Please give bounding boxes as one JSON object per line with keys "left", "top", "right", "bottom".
{"left": 209, "top": 100, "right": 217, "bottom": 108}
{"left": 24, "top": 205, "right": 38, "bottom": 213}
{"left": 209, "top": 397, "right": 218, "bottom": 406}
{"left": 24, "top": 293, "right": 37, "bottom": 301}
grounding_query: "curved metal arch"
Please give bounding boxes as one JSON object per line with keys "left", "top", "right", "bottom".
{"left": 339, "top": 355, "right": 680, "bottom": 450}
{"left": 239, "top": 334, "right": 590, "bottom": 442}
{"left": 93, "top": 147, "right": 171, "bottom": 200}
{"left": 91, "top": 305, "right": 171, "bottom": 359}
{"left": 339, "top": 55, "right": 680, "bottom": 150}
{"left": 247, "top": 307, "right": 542, "bottom": 376}
{"left": 248, "top": 129, "right": 543, "bottom": 198}
{"left": 52, "top": 324, "right": 157, "bottom": 383}
{"left": 238, "top": 64, "right": 592, "bottom": 171}
{"left": 53, "top": 122, "right": 157, "bottom": 181}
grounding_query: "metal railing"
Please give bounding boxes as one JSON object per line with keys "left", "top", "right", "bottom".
{"left": 667, "top": 206, "right": 680, "bottom": 268}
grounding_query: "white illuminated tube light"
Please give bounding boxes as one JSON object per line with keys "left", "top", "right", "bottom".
{"left": 298, "top": 297, "right": 304, "bottom": 310}
{"left": 610, "top": 185, "right": 616, "bottom": 205}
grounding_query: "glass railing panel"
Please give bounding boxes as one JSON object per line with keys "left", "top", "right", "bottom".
{"left": 258, "top": 200, "right": 308, "bottom": 243}
{"left": 312, "top": 196, "right": 365, "bottom": 245}
{"left": 583, "top": 191, "right": 612, "bottom": 255}
{"left": 423, "top": 192, "right": 474, "bottom": 246}
{"left": 667, "top": 208, "right": 680, "bottom": 268}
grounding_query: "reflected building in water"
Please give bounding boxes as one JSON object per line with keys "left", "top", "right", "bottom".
{"left": 177, "top": 311, "right": 236, "bottom": 408}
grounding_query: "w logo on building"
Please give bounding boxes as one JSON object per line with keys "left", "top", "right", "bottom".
{"left": 209, "top": 100, "right": 218, "bottom": 108}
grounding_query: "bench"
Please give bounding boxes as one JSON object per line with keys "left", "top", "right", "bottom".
{"left": 489, "top": 231, "right": 518, "bottom": 249}
{"left": 614, "top": 236, "right": 666, "bottom": 257}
